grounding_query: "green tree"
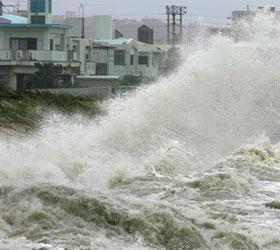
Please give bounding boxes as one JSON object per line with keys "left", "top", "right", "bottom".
{"left": 25, "top": 63, "right": 65, "bottom": 89}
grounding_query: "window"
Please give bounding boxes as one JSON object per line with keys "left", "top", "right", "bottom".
{"left": 48, "top": 0, "right": 52, "bottom": 13}
{"left": 96, "top": 63, "right": 108, "bottom": 76}
{"left": 114, "top": 50, "right": 125, "bottom": 65}
{"left": 138, "top": 56, "right": 149, "bottom": 66}
{"left": 28, "top": 38, "right": 37, "bottom": 50}
{"left": 68, "top": 51, "right": 74, "bottom": 60}
{"left": 50, "top": 39, "right": 54, "bottom": 50}
{"left": 130, "top": 55, "right": 134, "bottom": 65}
{"left": 31, "top": 0, "right": 46, "bottom": 12}
{"left": 10, "top": 39, "right": 20, "bottom": 50}
{"left": 10, "top": 38, "right": 37, "bottom": 50}
{"left": 31, "top": 15, "right": 46, "bottom": 24}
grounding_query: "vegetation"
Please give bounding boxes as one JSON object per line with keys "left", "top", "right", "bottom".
{"left": 25, "top": 63, "right": 72, "bottom": 89}
{"left": 119, "top": 75, "right": 154, "bottom": 86}
{"left": 265, "top": 201, "right": 280, "bottom": 209}
{"left": 119, "top": 75, "right": 143, "bottom": 86}
{"left": 0, "top": 88, "right": 101, "bottom": 131}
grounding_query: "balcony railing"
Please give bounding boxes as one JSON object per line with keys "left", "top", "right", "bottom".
{"left": 0, "top": 50, "right": 78, "bottom": 62}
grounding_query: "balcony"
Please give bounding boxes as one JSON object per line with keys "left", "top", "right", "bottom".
{"left": 0, "top": 50, "right": 79, "bottom": 67}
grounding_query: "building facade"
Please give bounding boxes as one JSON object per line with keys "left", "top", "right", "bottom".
{"left": 92, "top": 38, "right": 164, "bottom": 79}
{"left": 0, "top": 1, "right": 166, "bottom": 91}
{"left": 0, "top": 0, "right": 80, "bottom": 90}
{"left": 138, "top": 25, "right": 154, "bottom": 45}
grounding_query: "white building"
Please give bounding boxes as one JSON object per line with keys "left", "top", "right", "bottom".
{"left": 67, "top": 37, "right": 95, "bottom": 76}
{"left": 92, "top": 38, "right": 164, "bottom": 79}
{"left": 61, "top": 15, "right": 115, "bottom": 40}
{"left": 0, "top": 0, "right": 80, "bottom": 90}
{"left": 0, "top": 1, "right": 166, "bottom": 91}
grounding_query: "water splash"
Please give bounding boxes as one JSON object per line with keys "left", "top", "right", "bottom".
{"left": 1, "top": 13, "right": 280, "bottom": 249}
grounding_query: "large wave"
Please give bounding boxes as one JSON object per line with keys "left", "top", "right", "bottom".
{"left": 1, "top": 12, "right": 280, "bottom": 250}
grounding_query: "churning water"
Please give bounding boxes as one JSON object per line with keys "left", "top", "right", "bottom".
{"left": 2, "top": 14, "right": 280, "bottom": 250}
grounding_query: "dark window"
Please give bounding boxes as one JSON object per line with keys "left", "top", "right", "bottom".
{"left": 68, "top": 51, "right": 74, "bottom": 60}
{"left": 130, "top": 55, "right": 134, "bottom": 65}
{"left": 114, "top": 50, "right": 125, "bottom": 65}
{"left": 16, "top": 74, "right": 29, "bottom": 91}
{"left": 19, "top": 39, "right": 28, "bottom": 50}
{"left": 28, "top": 38, "right": 37, "bottom": 50}
{"left": 138, "top": 56, "right": 149, "bottom": 66}
{"left": 31, "top": 0, "right": 46, "bottom": 12}
{"left": 31, "top": 15, "right": 46, "bottom": 24}
{"left": 10, "top": 38, "right": 37, "bottom": 50}
{"left": 48, "top": 0, "right": 52, "bottom": 13}
{"left": 96, "top": 63, "right": 108, "bottom": 76}
{"left": 10, "top": 39, "right": 19, "bottom": 50}
{"left": 50, "top": 39, "right": 54, "bottom": 50}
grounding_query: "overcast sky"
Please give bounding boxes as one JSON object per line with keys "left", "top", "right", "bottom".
{"left": 5, "top": 0, "right": 280, "bottom": 25}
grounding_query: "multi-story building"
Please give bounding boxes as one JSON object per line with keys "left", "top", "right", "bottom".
{"left": 115, "top": 18, "right": 168, "bottom": 44}
{"left": 138, "top": 25, "right": 154, "bottom": 45}
{"left": 92, "top": 38, "right": 164, "bottom": 79}
{"left": 141, "top": 18, "right": 167, "bottom": 44}
{"left": 61, "top": 15, "right": 115, "bottom": 40}
{"left": 0, "top": 1, "right": 166, "bottom": 91}
{"left": 0, "top": 0, "right": 80, "bottom": 90}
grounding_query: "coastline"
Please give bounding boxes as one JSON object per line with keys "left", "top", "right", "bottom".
{"left": 0, "top": 89, "right": 101, "bottom": 133}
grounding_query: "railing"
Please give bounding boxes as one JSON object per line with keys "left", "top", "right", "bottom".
{"left": 37, "top": 87, "right": 113, "bottom": 97}
{"left": 0, "top": 50, "right": 78, "bottom": 62}
{"left": 35, "top": 86, "right": 139, "bottom": 98}
{"left": 0, "top": 50, "right": 11, "bottom": 60}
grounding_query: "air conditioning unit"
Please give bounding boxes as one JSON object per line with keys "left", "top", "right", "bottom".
{"left": 86, "top": 62, "right": 96, "bottom": 75}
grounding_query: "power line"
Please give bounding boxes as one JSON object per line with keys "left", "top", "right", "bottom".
{"left": 2, "top": 0, "right": 231, "bottom": 25}
{"left": 166, "top": 5, "right": 187, "bottom": 46}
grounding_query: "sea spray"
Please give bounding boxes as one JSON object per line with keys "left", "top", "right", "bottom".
{"left": 1, "top": 13, "right": 280, "bottom": 249}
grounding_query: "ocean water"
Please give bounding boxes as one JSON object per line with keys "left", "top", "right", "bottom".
{"left": 1, "top": 14, "right": 280, "bottom": 249}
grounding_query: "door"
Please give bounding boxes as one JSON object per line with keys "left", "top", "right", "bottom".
{"left": 16, "top": 74, "right": 27, "bottom": 91}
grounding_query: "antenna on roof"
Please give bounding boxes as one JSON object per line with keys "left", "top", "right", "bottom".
{"left": 79, "top": 3, "right": 85, "bottom": 38}
{"left": 16, "top": 0, "right": 20, "bottom": 12}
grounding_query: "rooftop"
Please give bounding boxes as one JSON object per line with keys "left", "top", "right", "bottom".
{"left": 0, "top": 14, "right": 28, "bottom": 24}
{"left": 137, "top": 41, "right": 163, "bottom": 53}
{"left": 0, "top": 13, "right": 70, "bottom": 29}
{"left": 94, "top": 38, "right": 133, "bottom": 46}
{"left": 0, "top": 22, "right": 71, "bottom": 29}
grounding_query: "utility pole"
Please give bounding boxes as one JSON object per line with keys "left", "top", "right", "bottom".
{"left": 172, "top": 6, "right": 176, "bottom": 47}
{"left": 166, "top": 6, "right": 170, "bottom": 44}
{"left": 165, "top": 5, "right": 187, "bottom": 47}
{"left": 246, "top": 4, "right": 250, "bottom": 15}
{"left": 179, "top": 6, "right": 187, "bottom": 42}
{"left": 16, "top": 0, "right": 20, "bottom": 13}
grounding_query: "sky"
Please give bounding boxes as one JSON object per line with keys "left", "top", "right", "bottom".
{"left": 4, "top": 0, "right": 280, "bottom": 25}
